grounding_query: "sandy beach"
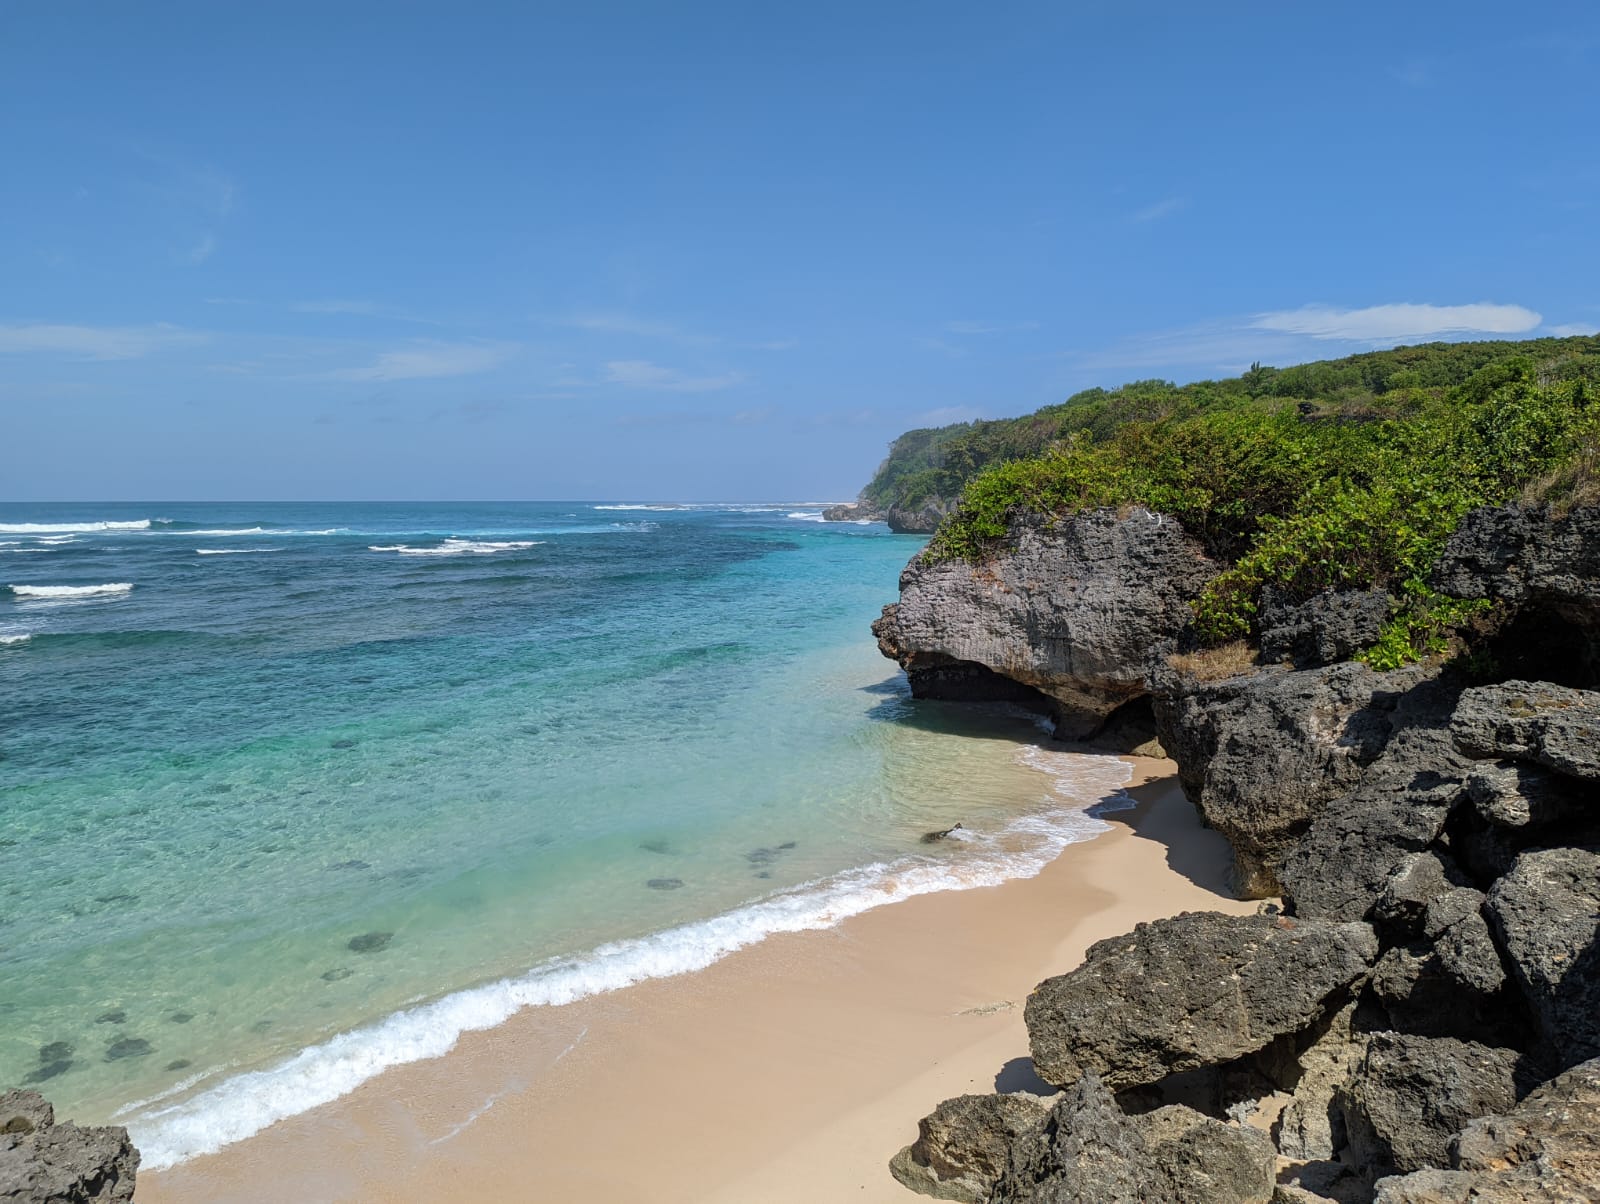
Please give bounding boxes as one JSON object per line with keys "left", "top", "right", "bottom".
{"left": 139, "top": 758, "right": 1253, "bottom": 1203}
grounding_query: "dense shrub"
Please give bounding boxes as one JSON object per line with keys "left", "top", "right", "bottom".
{"left": 916, "top": 338, "right": 1600, "bottom": 665}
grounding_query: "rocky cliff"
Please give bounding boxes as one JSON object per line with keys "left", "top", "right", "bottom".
{"left": 886, "top": 503, "right": 1600, "bottom": 1203}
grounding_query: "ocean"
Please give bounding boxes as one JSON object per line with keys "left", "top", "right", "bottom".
{"left": 0, "top": 501, "right": 1131, "bottom": 1168}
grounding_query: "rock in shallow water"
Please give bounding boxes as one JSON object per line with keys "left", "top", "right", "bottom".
{"left": 646, "top": 877, "right": 684, "bottom": 891}
{"left": 102, "top": 1039, "right": 151, "bottom": 1062}
{"left": 346, "top": 931, "right": 392, "bottom": 953}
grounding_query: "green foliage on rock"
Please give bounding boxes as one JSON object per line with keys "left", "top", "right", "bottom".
{"left": 914, "top": 335, "right": 1600, "bottom": 663}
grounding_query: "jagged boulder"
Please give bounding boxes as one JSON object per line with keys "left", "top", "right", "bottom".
{"left": 821, "top": 501, "right": 881, "bottom": 522}
{"left": 989, "top": 1075, "right": 1274, "bottom": 1204}
{"left": 1274, "top": 1002, "right": 1367, "bottom": 1162}
{"left": 1433, "top": 504, "right": 1600, "bottom": 620}
{"left": 1466, "top": 760, "right": 1587, "bottom": 830}
{"left": 1258, "top": 587, "right": 1394, "bottom": 668}
{"left": 1155, "top": 662, "right": 1414, "bottom": 896}
{"left": 0, "top": 1090, "right": 138, "bottom": 1203}
{"left": 1372, "top": 1056, "right": 1600, "bottom": 1202}
{"left": 886, "top": 500, "right": 953, "bottom": 534}
{"left": 1451, "top": 680, "right": 1600, "bottom": 782}
{"left": 889, "top": 1093, "right": 1048, "bottom": 1203}
{"left": 1485, "top": 846, "right": 1600, "bottom": 1069}
{"left": 1336, "top": 1033, "right": 1519, "bottom": 1178}
{"left": 1025, "top": 912, "right": 1379, "bottom": 1091}
{"left": 875, "top": 509, "right": 1219, "bottom": 738}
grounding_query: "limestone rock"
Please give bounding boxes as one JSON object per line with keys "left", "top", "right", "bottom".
{"left": 1025, "top": 912, "right": 1378, "bottom": 1091}
{"left": 1372, "top": 852, "right": 1469, "bottom": 942}
{"left": 1451, "top": 680, "right": 1600, "bottom": 782}
{"left": 0, "top": 1090, "right": 138, "bottom": 1203}
{"left": 1258, "top": 587, "right": 1393, "bottom": 668}
{"left": 1275, "top": 1003, "right": 1367, "bottom": 1162}
{"left": 1466, "top": 760, "right": 1585, "bottom": 830}
{"left": 886, "top": 499, "right": 953, "bottom": 534}
{"left": 990, "top": 1075, "right": 1274, "bottom": 1204}
{"left": 1155, "top": 662, "right": 1413, "bottom": 896}
{"left": 1432, "top": 503, "right": 1600, "bottom": 621}
{"left": 1372, "top": 1056, "right": 1600, "bottom": 1201}
{"left": 1335, "top": 1033, "right": 1519, "bottom": 1178}
{"left": 889, "top": 1093, "right": 1048, "bottom": 1202}
{"left": 876, "top": 509, "right": 1219, "bottom": 738}
{"left": 1485, "top": 846, "right": 1600, "bottom": 1068}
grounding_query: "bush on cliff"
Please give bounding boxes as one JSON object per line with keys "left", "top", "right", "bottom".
{"left": 923, "top": 338, "right": 1600, "bottom": 665}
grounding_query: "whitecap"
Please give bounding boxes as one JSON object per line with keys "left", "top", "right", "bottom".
{"left": 0, "top": 520, "right": 150, "bottom": 533}
{"left": 196, "top": 548, "right": 285, "bottom": 556}
{"left": 9, "top": 583, "right": 134, "bottom": 599}
{"left": 127, "top": 750, "right": 1131, "bottom": 1171}
{"left": 368, "top": 539, "right": 543, "bottom": 557}
{"left": 0, "top": 632, "right": 31, "bottom": 645}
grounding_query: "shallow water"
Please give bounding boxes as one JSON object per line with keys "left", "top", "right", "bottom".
{"left": 0, "top": 502, "right": 1130, "bottom": 1166}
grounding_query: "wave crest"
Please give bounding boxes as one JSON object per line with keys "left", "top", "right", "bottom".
{"left": 8, "top": 583, "right": 134, "bottom": 599}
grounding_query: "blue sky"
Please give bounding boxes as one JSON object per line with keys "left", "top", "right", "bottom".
{"left": 2, "top": 1, "right": 1596, "bottom": 500}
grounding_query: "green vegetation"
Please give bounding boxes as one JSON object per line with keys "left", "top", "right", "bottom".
{"left": 903, "top": 335, "right": 1600, "bottom": 664}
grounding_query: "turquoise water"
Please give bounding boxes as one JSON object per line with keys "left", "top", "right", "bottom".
{"left": 0, "top": 502, "right": 1130, "bottom": 1167}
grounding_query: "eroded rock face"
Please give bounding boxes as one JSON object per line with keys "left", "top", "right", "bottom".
{"left": 1258, "top": 587, "right": 1393, "bottom": 668}
{"left": 1432, "top": 504, "right": 1600, "bottom": 621}
{"left": 1335, "top": 1033, "right": 1519, "bottom": 1178}
{"left": 1154, "top": 663, "right": 1414, "bottom": 896}
{"left": 1372, "top": 1056, "right": 1600, "bottom": 1202}
{"left": 888, "top": 1093, "right": 1048, "bottom": 1203}
{"left": 987, "top": 1076, "right": 1275, "bottom": 1204}
{"left": 876, "top": 509, "right": 1219, "bottom": 738}
{"left": 1486, "top": 846, "right": 1600, "bottom": 1069}
{"left": 1025, "top": 912, "right": 1378, "bottom": 1091}
{"left": 0, "top": 1090, "right": 138, "bottom": 1203}
{"left": 1451, "top": 680, "right": 1600, "bottom": 782}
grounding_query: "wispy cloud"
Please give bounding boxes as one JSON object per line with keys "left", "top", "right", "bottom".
{"left": 329, "top": 340, "right": 518, "bottom": 382}
{"left": 601, "top": 359, "right": 743, "bottom": 392}
{"left": 1128, "top": 197, "right": 1187, "bottom": 224}
{"left": 0, "top": 321, "right": 203, "bottom": 360}
{"left": 1547, "top": 322, "right": 1597, "bottom": 337}
{"left": 292, "top": 299, "right": 439, "bottom": 324}
{"left": 1253, "top": 302, "right": 1542, "bottom": 342}
{"left": 187, "top": 233, "right": 218, "bottom": 264}
{"left": 945, "top": 320, "right": 1041, "bottom": 335}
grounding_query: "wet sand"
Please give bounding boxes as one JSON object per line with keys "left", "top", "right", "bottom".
{"left": 141, "top": 759, "right": 1252, "bottom": 1203}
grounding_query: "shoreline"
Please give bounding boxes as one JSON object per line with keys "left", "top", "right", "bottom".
{"left": 138, "top": 756, "right": 1252, "bottom": 1203}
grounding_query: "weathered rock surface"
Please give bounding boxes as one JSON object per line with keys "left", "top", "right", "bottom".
{"left": 1275, "top": 1003, "right": 1367, "bottom": 1162}
{"left": 1466, "top": 760, "right": 1585, "bottom": 830}
{"left": 0, "top": 1090, "right": 138, "bottom": 1203}
{"left": 1451, "top": 680, "right": 1600, "bottom": 782}
{"left": 987, "top": 1075, "right": 1275, "bottom": 1204}
{"left": 1259, "top": 587, "right": 1394, "bottom": 668}
{"left": 886, "top": 499, "right": 954, "bottom": 534}
{"left": 1025, "top": 912, "right": 1378, "bottom": 1090}
{"left": 1372, "top": 1056, "right": 1600, "bottom": 1201}
{"left": 1335, "top": 1033, "right": 1519, "bottom": 1178}
{"left": 1155, "top": 662, "right": 1415, "bottom": 896}
{"left": 1280, "top": 678, "right": 1471, "bottom": 922}
{"left": 875, "top": 509, "right": 1219, "bottom": 738}
{"left": 1486, "top": 846, "right": 1600, "bottom": 1068}
{"left": 1433, "top": 504, "right": 1600, "bottom": 621}
{"left": 889, "top": 1093, "right": 1048, "bottom": 1202}
{"left": 821, "top": 501, "right": 880, "bottom": 523}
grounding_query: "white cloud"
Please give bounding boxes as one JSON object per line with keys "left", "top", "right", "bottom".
{"left": 1547, "top": 323, "right": 1596, "bottom": 337}
{"left": 945, "top": 320, "right": 1041, "bottom": 335}
{"left": 601, "top": 359, "right": 742, "bottom": 392}
{"left": 187, "top": 233, "right": 218, "bottom": 264}
{"left": 294, "top": 299, "right": 384, "bottom": 316}
{"left": 1128, "top": 197, "right": 1186, "bottom": 223}
{"left": 0, "top": 322, "right": 203, "bottom": 360}
{"left": 330, "top": 340, "right": 518, "bottom": 382}
{"left": 1252, "top": 302, "right": 1543, "bottom": 342}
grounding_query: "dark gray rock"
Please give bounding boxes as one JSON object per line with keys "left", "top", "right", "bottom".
{"left": 1466, "top": 760, "right": 1585, "bottom": 829}
{"left": 1025, "top": 912, "right": 1378, "bottom": 1091}
{"left": 821, "top": 502, "right": 882, "bottom": 523}
{"left": 889, "top": 1093, "right": 1048, "bottom": 1202}
{"left": 876, "top": 509, "right": 1219, "bottom": 739}
{"left": 1432, "top": 503, "right": 1600, "bottom": 621}
{"left": 1155, "top": 663, "right": 1415, "bottom": 896}
{"left": 886, "top": 500, "right": 953, "bottom": 534}
{"left": 1280, "top": 673, "right": 1472, "bottom": 921}
{"left": 1451, "top": 680, "right": 1600, "bottom": 782}
{"left": 0, "top": 1089, "right": 138, "bottom": 1203}
{"left": 1372, "top": 852, "right": 1468, "bottom": 942}
{"left": 990, "top": 1075, "right": 1275, "bottom": 1204}
{"left": 1373, "top": 1055, "right": 1600, "bottom": 1201}
{"left": 1259, "top": 588, "right": 1394, "bottom": 668}
{"left": 1336, "top": 1032, "right": 1519, "bottom": 1178}
{"left": 1486, "top": 846, "right": 1600, "bottom": 1068}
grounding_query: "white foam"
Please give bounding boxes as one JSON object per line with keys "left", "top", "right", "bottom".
{"left": 196, "top": 548, "right": 285, "bottom": 556}
{"left": 183, "top": 527, "right": 273, "bottom": 536}
{"left": 368, "top": 539, "right": 543, "bottom": 557}
{"left": 9, "top": 583, "right": 134, "bottom": 599}
{"left": 786, "top": 511, "right": 826, "bottom": 521}
{"left": 592, "top": 504, "right": 683, "bottom": 511}
{"left": 127, "top": 749, "right": 1130, "bottom": 1170}
{"left": 0, "top": 520, "right": 150, "bottom": 533}
{"left": 1, "top": 548, "right": 53, "bottom": 554}
{"left": 0, "top": 632, "right": 31, "bottom": 645}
